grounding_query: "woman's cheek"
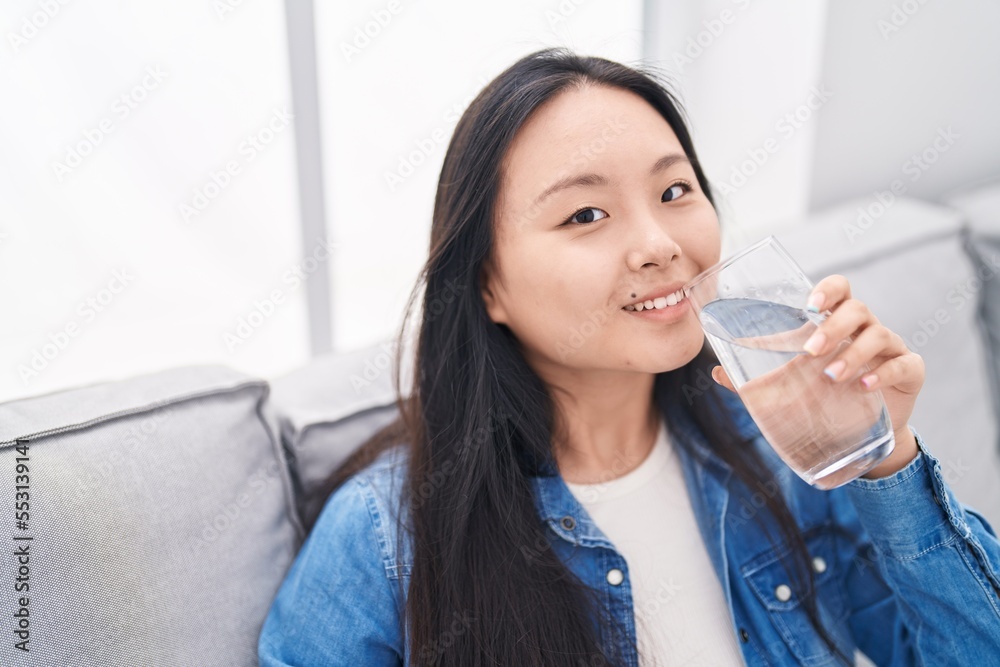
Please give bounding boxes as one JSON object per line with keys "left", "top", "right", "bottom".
{"left": 554, "top": 305, "right": 622, "bottom": 360}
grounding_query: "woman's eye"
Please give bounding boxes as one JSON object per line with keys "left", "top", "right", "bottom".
{"left": 662, "top": 181, "right": 693, "bottom": 203}
{"left": 565, "top": 207, "right": 609, "bottom": 225}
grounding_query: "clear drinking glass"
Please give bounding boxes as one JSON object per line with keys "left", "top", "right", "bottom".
{"left": 683, "top": 236, "right": 895, "bottom": 489}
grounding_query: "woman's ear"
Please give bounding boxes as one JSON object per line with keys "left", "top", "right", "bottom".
{"left": 479, "top": 260, "right": 508, "bottom": 325}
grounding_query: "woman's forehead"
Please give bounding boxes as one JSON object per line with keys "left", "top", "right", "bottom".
{"left": 499, "top": 86, "right": 685, "bottom": 206}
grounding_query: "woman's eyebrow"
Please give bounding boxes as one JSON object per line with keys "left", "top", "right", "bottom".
{"left": 649, "top": 153, "right": 691, "bottom": 175}
{"left": 534, "top": 173, "right": 608, "bottom": 206}
{"left": 533, "top": 153, "right": 691, "bottom": 206}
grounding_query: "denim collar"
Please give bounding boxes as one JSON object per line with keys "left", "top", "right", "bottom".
{"left": 668, "top": 384, "right": 762, "bottom": 471}
{"left": 530, "top": 385, "right": 760, "bottom": 552}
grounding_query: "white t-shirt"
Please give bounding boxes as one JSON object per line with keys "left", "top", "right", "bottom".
{"left": 564, "top": 418, "right": 745, "bottom": 666}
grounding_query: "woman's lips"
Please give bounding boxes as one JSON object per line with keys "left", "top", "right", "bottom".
{"left": 624, "top": 285, "right": 689, "bottom": 310}
{"left": 622, "top": 296, "right": 691, "bottom": 322}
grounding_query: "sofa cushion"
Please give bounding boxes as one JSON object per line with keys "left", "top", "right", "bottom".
{"left": 944, "top": 180, "right": 1000, "bottom": 449}
{"left": 774, "top": 196, "right": 1000, "bottom": 527}
{"left": 267, "top": 339, "right": 408, "bottom": 525}
{"left": 0, "top": 365, "right": 301, "bottom": 667}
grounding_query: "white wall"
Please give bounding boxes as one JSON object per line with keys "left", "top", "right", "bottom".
{"left": 644, "top": 0, "right": 1000, "bottom": 251}
{"left": 644, "top": 0, "right": 830, "bottom": 253}
{"left": 314, "top": 0, "right": 644, "bottom": 352}
{"left": 809, "top": 0, "right": 1000, "bottom": 210}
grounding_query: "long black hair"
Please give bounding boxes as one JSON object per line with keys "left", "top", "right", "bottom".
{"left": 311, "top": 47, "right": 851, "bottom": 666}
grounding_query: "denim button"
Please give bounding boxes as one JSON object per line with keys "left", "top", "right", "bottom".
{"left": 606, "top": 568, "right": 624, "bottom": 586}
{"left": 560, "top": 516, "right": 576, "bottom": 530}
{"left": 739, "top": 627, "right": 749, "bottom": 643}
{"left": 812, "top": 556, "right": 827, "bottom": 573}
{"left": 774, "top": 584, "right": 792, "bottom": 602}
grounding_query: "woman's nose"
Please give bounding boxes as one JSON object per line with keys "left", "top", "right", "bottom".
{"left": 624, "top": 208, "right": 682, "bottom": 271}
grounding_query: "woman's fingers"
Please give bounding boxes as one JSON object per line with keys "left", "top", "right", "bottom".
{"left": 806, "top": 274, "right": 851, "bottom": 314}
{"left": 858, "top": 350, "right": 926, "bottom": 394}
{"left": 816, "top": 323, "right": 895, "bottom": 382}
{"left": 803, "top": 298, "right": 875, "bottom": 357}
{"left": 711, "top": 365, "right": 736, "bottom": 392}
{"left": 714, "top": 273, "right": 924, "bottom": 404}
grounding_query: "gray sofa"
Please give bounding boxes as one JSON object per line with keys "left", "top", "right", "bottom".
{"left": 1, "top": 193, "right": 998, "bottom": 666}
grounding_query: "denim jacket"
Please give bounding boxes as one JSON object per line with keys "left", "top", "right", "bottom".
{"left": 258, "top": 386, "right": 1000, "bottom": 665}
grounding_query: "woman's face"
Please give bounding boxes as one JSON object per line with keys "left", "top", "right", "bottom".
{"left": 481, "top": 83, "right": 721, "bottom": 379}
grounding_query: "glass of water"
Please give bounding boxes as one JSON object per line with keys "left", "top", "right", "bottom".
{"left": 682, "top": 235, "right": 895, "bottom": 489}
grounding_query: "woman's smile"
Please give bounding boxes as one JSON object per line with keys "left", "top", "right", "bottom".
{"left": 622, "top": 294, "right": 691, "bottom": 322}
{"left": 622, "top": 282, "right": 692, "bottom": 321}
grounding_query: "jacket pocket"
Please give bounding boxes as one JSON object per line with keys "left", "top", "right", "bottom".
{"left": 741, "top": 530, "right": 851, "bottom": 665}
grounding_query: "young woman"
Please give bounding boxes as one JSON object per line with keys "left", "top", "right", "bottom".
{"left": 258, "top": 48, "right": 1000, "bottom": 666}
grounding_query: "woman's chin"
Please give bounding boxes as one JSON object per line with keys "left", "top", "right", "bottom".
{"left": 632, "top": 338, "right": 703, "bottom": 374}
